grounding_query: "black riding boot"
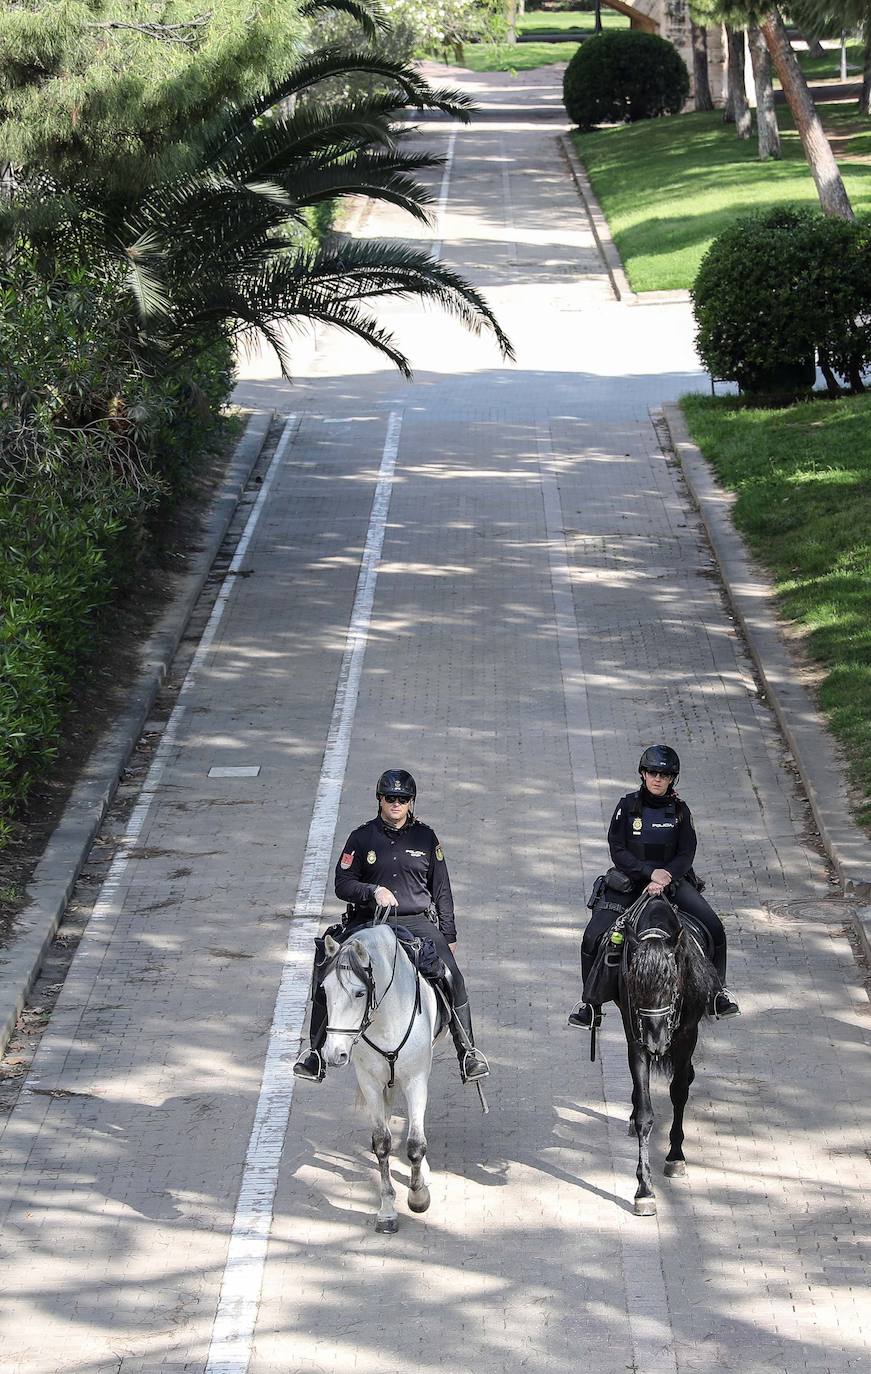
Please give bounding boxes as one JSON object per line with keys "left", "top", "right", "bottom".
{"left": 567, "top": 1001, "right": 601, "bottom": 1029}
{"left": 450, "top": 1001, "right": 490, "bottom": 1083}
{"left": 708, "top": 939, "right": 740, "bottom": 1017}
{"left": 293, "top": 979, "right": 328, "bottom": 1082}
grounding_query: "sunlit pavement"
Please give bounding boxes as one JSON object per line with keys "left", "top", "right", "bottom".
{"left": 0, "top": 65, "right": 868, "bottom": 1374}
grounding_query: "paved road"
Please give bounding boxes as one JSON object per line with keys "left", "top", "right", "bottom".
{"left": 1, "top": 66, "right": 869, "bottom": 1374}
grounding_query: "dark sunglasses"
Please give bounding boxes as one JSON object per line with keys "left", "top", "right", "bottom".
{"left": 643, "top": 768, "right": 674, "bottom": 780}
{"left": 383, "top": 794, "right": 411, "bottom": 804}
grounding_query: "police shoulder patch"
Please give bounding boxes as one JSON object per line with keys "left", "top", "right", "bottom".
{"left": 340, "top": 850, "right": 355, "bottom": 869}
{"left": 366, "top": 850, "right": 377, "bottom": 865}
{"left": 435, "top": 844, "right": 444, "bottom": 861}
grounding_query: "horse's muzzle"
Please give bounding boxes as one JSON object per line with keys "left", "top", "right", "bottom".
{"left": 323, "top": 1039, "right": 351, "bottom": 1068}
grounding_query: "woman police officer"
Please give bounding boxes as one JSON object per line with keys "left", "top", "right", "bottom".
{"left": 568, "top": 745, "right": 740, "bottom": 1028}
{"left": 293, "top": 767, "right": 490, "bottom": 1084}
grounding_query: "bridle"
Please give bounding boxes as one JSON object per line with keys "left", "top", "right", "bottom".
{"left": 621, "top": 908, "right": 684, "bottom": 1053}
{"left": 323, "top": 927, "right": 423, "bottom": 1088}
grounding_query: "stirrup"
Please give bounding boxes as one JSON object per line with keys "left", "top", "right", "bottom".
{"left": 711, "top": 990, "right": 740, "bottom": 1020}
{"left": 292, "top": 1048, "right": 325, "bottom": 1082}
{"left": 460, "top": 1048, "right": 490, "bottom": 1083}
{"left": 567, "top": 1002, "right": 601, "bottom": 1030}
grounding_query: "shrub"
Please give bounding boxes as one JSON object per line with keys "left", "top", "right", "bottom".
{"left": 692, "top": 207, "right": 871, "bottom": 394}
{"left": 562, "top": 30, "right": 689, "bottom": 129}
{"left": 0, "top": 248, "right": 234, "bottom": 843}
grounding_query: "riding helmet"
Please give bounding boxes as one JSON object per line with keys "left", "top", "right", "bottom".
{"left": 638, "top": 744, "right": 680, "bottom": 777}
{"left": 376, "top": 768, "right": 417, "bottom": 801}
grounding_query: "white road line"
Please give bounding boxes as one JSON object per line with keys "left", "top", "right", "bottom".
{"left": 536, "top": 426, "right": 679, "bottom": 1374}
{"left": 204, "top": 410, "right": 404, "bottom": 1374}
{"left": 432, "top": 127, "right": 458, "bottom": 258}
{"left": 26, "top": 415, "right": 298, "bottom": 1088}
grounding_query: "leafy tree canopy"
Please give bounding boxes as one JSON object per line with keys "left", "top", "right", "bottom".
{"left": 0, "top": 1, "right": 311, "bottom": 197}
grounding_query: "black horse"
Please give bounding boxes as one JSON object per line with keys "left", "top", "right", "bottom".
{"left": 616, "top": 892, "right": 718, "bottom": 1216}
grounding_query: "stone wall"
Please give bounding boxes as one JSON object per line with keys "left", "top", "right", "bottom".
{"left": 602, "top": 0, "right": 727, "bottom": 107}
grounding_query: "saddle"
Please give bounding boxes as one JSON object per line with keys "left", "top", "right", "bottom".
{"left": 582, "top": 893, "right": 715, "bottom": 1007}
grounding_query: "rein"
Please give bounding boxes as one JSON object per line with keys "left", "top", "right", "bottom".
{"left": 620, "top": 900, "right": 684, "bottom": 1052}
{"left": 323, "top": 925, "right": 424, "bottom": 1089}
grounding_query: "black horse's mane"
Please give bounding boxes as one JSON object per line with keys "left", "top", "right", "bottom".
{"left": 624, "top": 898, "right": 718, "bottom": 1054}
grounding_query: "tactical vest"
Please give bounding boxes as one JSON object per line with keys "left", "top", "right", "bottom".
{"left": 625, "top": 790, "right": 683, "bottom": 866}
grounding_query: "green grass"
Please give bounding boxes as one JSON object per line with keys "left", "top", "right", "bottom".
{"left": 796, "top": 40, "right": 863, "bottom": 82}
{"left": 456, "top": 39, "right": 580, "bottom": 71}
{"left": 681, "top": 393, "right": 871, "bottom": 826}
{"left": 573, "top": 105, "right": 871, "bottom": 292}
{"left": 517, "top": 10, "right": 628, "bottom": 33}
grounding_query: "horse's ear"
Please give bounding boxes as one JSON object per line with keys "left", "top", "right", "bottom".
{"left": 324, "top": 933, "right": 340, "bottom": 957}
{"left": 351, "top": 939, "right": 370, "bottom": 964}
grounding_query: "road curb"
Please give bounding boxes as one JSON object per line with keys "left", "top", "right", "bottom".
{"left": 661, "top": 403, "right": 871, "bottom": 956}
{"left": 559, "top": 133, "right": 634, "bottom": 302}
{"left": 0, "top": 409, "right": 274, "bottom": 1054}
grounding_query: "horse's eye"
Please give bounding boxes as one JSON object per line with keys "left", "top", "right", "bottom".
{"left": 355, "top": 990, "right": 365, "bottom": 999}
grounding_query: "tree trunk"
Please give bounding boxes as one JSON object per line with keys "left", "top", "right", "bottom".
{"left": 861, "top": 17, "right": 871, "bottom": 116}
{"left": 803, "top": 33, "right": 825, "bottom": 60}
{"left": 726, "top": 28, "right": 752, "bottom": 137}
{"left": 761, "top": 7, "right": 854, "bottom": 219}
{"left": 692, "top": 22, "right": 714, "bottom": 111}
{"left": 748, "top": 25, "right": 782, "bottom": 160}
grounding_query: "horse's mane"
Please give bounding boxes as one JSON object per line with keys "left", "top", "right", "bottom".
{"left": 334, "top": 924, "right": 397, "bottom": 994}
{"left": 624, "top": 898, "right": 718, "bottom": 1035}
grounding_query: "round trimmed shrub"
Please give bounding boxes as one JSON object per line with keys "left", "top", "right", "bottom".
{"left": 562, "top": 31, "right": 689, "bottom": 130}
{"left": 692, "top": 207, "right": 871, "bottom": 395}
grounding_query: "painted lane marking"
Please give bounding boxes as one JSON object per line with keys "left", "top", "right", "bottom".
{"left": 204, "top": 410, "right": 403, "bottom": 1374}
{"left": 536, "top": 426, "right": 679, "bottom": 1374}
{"left": 432, "top": 127, "right": 458, "bottom": 259}
{"left": 25, "top": 415, "right": 298, "bottom": 1087}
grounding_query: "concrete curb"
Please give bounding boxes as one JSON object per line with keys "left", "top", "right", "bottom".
{"left": 559, "top": 135, "right": 691, "bottom": 308}
{"left": 0, "top": 409, "right": 274, "bottom": 1053}
{"left": 661, "top": 403, "right": 871, "bottom": 958}
{"left": 559, "top": 133, "right": 634, "bottom": 303}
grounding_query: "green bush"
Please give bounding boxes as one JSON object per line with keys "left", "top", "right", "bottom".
{"left": 692, "top": 207, "right": 871, "bottom": 394}
{"left": 0, "top": 249, "right": 234, "bottom": 843}
{"left": 562, "top": 30, "right": 689, "bottom": 129}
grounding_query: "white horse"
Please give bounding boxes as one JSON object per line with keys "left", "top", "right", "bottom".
{"left": 322, "top": 924, "right": 440, "bottom": 1233}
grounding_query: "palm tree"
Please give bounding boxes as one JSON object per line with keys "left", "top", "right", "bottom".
{"left": 2, "top": 21, "right": 513, "bottom": 374}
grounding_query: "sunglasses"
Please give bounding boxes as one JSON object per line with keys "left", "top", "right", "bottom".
{"left": 643, "top": 768, "right": 674, "bottom": 780}
{"left": 383, "top": 794, "right": 411, "bottom": 804}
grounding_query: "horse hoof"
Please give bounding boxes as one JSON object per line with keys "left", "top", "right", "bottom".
{"left": 664, "top": 1160, "right": 686, "bottom": 1178}
{"left": 408, "top": 1186, "right": 431, "bottom": 1214}
{"left": 375, "top": 1215, "right": 399, "bottom": 1234}
{"left": 634, "top": 1197, "right": 657, "bottom": 1216}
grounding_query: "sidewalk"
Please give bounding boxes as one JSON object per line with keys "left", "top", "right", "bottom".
{"left": 0, "top": 65, "right": 868, "bottom": 1374}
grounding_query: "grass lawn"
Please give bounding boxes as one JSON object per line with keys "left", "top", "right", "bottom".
{"left": 574, "top": 104, "right": 871, "bottom": 292}
{"left": 796, "top": 40, "right": 863, "bottom": 82}
{"left": 455, "top": 39, "right": 579, "bottom": 71}
{"left": 517, "top": 10, "right": 628, "bottom": 33}
{"left": 682, "top": 392, "right": 871, "bottom": 826}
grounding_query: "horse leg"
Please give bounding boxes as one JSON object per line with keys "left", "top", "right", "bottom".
{"left": 360, "top": 1075, "right": 399, "bottom": 1233}
{"left": 664, "top": 1026, "right": 698, "bottom": 1178}
{"left": 403, "top": 1070, "right": 432, "bottom": 1214}
{"left": 628, "top": 1045, "right": 656, "bottom": 1216}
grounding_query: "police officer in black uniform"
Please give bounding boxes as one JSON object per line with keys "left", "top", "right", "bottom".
{"left": 568, "top": 745, "right": 740, "bottom": 1028}
{"left": 293, "top": 768, "right": 490, "bottom": 1084}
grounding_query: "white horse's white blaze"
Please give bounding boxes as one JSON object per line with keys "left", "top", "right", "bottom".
{"left": 323, "top": 925, "right": 439, "bottom": 1231}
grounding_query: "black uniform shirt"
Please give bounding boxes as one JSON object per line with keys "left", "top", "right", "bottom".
{"left": 334, "top": 814, "right": 456, "bottom": 941}
{"left": 607, "top": 789, "right": 697, "bottom": 885}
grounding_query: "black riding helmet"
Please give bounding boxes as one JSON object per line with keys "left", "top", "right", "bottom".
{"left": 376, "top": 768, "right": 417, "bottom": 802}
{"left": 638, "top": 744, "right": 680, "bottom": 780}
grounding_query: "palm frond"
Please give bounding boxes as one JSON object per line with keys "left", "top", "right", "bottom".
{"left": 300, "top": 0, "right": 390, "bottom": 42}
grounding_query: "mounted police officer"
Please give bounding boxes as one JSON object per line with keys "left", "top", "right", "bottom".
{"left": 568, "top": 745, "right": 740, "bottom": 1028}
{"left": 293, "top": 768, "right": 490, "bottom": 1085}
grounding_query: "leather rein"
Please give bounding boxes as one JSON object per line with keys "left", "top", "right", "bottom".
{"left": 323, "top": 925, "right": 424, "bottom": 1089}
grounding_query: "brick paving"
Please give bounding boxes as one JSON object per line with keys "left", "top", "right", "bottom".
{"left": 0, "top": 66, "right": 869, "bottom": 1374}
